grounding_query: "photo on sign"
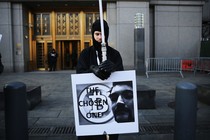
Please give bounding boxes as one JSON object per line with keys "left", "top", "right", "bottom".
{"left": 77, "top": 81, "right": 134, "bottom": 125}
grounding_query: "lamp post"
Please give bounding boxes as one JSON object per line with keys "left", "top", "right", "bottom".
{"left": 134, "top": 13, "right": 145, "bottom": 75}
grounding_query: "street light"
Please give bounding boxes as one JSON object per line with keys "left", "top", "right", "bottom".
{"left": 134, "top": 13, "right": 145, "bottom": 75}
{"left": 134, "top": 13, "right": 144, "bottom": 29}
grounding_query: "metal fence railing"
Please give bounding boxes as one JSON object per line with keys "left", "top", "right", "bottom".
{"left": 194, "top": 57, "right": 210, "bottom": 75}
{"left": 181, "top": 58, "right": 194, "bottom": 71}
{"left": 145, "top": 58, "right": 184, "bottom": 78}
{"left": 145, "top": 57, "right": 210, "bottom": 78}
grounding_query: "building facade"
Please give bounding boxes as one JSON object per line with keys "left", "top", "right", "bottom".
{"left": 0, "top": 0, "right": 207, "bottom": 72}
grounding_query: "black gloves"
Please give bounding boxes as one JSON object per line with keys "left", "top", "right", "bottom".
{"left": 90, "top": 60, "right": 116, "bottom": 80}
{"left": 99, "top": 60, "right": 116, "bottom": 73}
{"left": 90, "top": 65, "right": 111, "bottom": 80}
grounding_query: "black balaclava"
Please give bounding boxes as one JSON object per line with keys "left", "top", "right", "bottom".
{"left": 91, "top": 19, "right": 109, "bottom": 48}
{"left": 91, "top": 19, "right": 109, "bottom": 63}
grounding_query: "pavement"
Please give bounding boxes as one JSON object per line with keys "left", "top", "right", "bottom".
{"left": 0, "top": 70, "right": 210, "bottom": 140}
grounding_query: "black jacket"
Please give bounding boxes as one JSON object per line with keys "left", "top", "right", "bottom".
{"left": 76, "top": 46, "right": 124, "bottom": 74}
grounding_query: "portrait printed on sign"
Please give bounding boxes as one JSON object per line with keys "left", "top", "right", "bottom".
{"left": 71, "top": 70, "right": 139, "bottom": 136}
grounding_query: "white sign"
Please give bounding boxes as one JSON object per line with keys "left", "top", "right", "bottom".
{"left": 71, "top": 70, "right": 139, "bottom": 136}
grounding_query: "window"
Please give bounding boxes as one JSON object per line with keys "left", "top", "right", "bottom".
{"left": 85, "top": 13, "right": 100, "bottom": 35}
{"left": 34, "top": 13, "right": 51, "bottom": 35}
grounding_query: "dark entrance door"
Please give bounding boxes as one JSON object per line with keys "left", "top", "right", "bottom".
{"left": 57, "top": 41, "right": 78, "bottom": 70}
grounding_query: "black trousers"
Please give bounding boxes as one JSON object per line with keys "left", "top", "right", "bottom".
{"left": 49, "top": 62, "right": 56, "bottom": 71}
{"left": 78, "top": 134, "right": 118, "bottom": 140}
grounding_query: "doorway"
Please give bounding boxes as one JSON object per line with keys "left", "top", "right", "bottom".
{"left": 36, "top": 41, "right": 52, "bottom": 70}
{"left": 56, "top": 41, "right": 79, "bottom": 70}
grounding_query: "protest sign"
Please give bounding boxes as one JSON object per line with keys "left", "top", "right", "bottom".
{"left": 71, "top": 70, "right": 139, "bottom": 136}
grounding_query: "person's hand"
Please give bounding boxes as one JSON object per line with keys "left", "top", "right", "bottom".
{"left": 90, "top": 65, "right": 111, "bottom": 80}
{"left": 99, "top": 60, "right": 116, "bottom": 73}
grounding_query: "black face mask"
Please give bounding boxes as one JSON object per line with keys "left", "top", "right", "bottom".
{"left": 91, "top": 19, "right": 109, "bottom": 49}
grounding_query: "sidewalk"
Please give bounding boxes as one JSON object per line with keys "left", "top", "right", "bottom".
{"left": 0, "top": 70, "right": 210, "bottom": 140}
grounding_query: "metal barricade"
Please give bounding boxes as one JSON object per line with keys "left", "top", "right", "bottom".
{"left": 145, "top": 58, "right": 184, "bottom": 78}
{"left": 194, "top": 57, "right": 210, "bottom": 75}
{"left": 181, "top": 58, "right": 194, "bottom": 71}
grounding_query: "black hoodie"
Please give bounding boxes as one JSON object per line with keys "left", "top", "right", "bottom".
{"left": 76, "top": 19, "right": 124, "bottom": 74}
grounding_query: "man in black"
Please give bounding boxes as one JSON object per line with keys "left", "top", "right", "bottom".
{"left": 48, "top": 49, "right": 58, "bottom": 71}
{"left": 76, "top": 19, "right": 124, "bottom": 140}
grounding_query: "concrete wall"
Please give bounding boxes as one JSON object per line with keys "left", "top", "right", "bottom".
{"left": 0, "top": 2, "right": 14, "bottom": 72}
{"left": 149, "top": 8, "right": 154, "bottom": 58}
{"left": 101, "top": 0, "right": 205, "bottom": 69}
{"left": 12, "top": 3, "right": 25, "bottom": 72}
{"left": 154, "top": 5, "right": 203, "bottom": 58}
{"left": 107, "top": 3, "right": 117, "bottom": 50}
{"left": 0, "top": 2, "right": 28, "bottom": 72}
{"left": 108, "top": 1, "right": 150, "bottom": 69}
